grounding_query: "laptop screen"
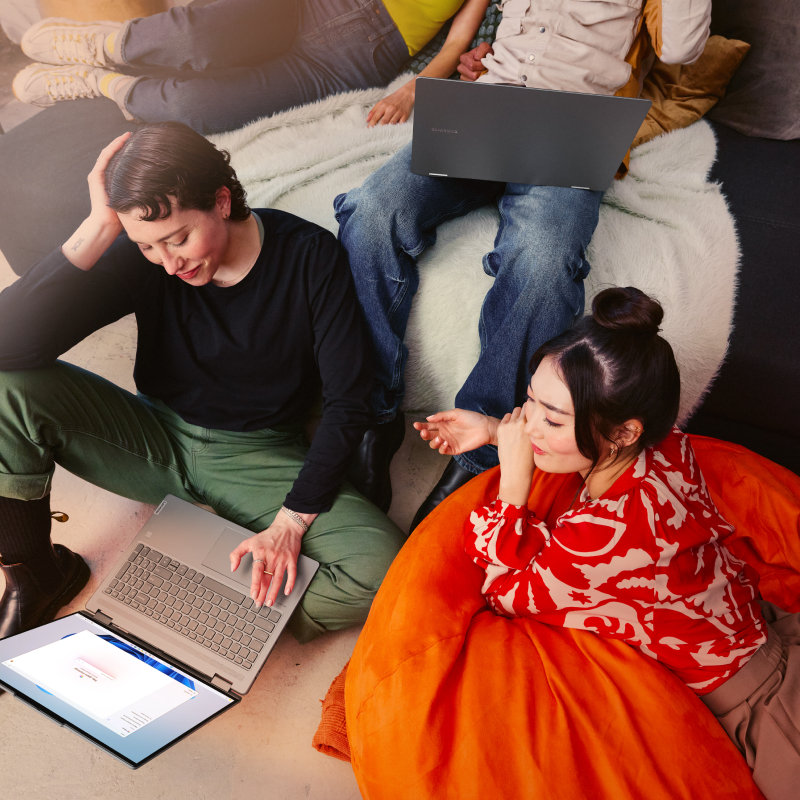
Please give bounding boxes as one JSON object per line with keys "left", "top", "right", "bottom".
{"left": 0, "top": 612, "right": 237, "bottom": 767}
{"left": 410, "top": 77, "right": 651, "bottom": 190}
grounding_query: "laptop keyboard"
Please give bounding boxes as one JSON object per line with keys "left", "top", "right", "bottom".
{"left": 103, "top": 543, "right": 281, "bottom": 670}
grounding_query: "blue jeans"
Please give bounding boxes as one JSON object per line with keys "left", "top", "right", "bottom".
{"left": 119, "top": 0, "right": 409, "bottom": 133}
{"left": 334, "top": 142, "right": 603, "bottom": 473}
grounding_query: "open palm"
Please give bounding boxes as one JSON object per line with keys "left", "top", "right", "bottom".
{"left": 414, "top": 409, "right": 498, "bottom": 455}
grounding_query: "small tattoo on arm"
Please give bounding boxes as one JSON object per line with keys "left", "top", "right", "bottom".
{"left": 70, "top": 238, "right": 84, "bottom": 251}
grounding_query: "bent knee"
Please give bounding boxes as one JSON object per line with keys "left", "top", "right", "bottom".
{"left": 344, "top": 539, "right": 403, "bottom": 597}
{"left": 311, "top": 516, "right": 404, "bottom": 596}
{"left": 334, "top": 184, "right": 397, "bottom": 241}
{"left": 0, "top": 365, "right": 57, "bottom": 398}
{"left": 484, "top": 244, "right": 591, "bottom": 287}
{"left": 335, "top": 191, "right": 434, "bottom": 279}
{"left": 296, "top": 535, "right": 403, "bottom": 639}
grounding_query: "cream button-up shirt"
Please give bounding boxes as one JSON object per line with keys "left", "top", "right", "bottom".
{"left": 478, "top": 0, "right": 711, "bottom": 96}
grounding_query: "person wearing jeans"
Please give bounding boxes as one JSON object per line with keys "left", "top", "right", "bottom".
{"left": 335, "top": 153, "right": 602, "bottom": 473}
{"left": 334, "top": 0, "right": 713, "bottom": 528}
{"left": 13, "top": 0, "right": 489, "bottom": 135}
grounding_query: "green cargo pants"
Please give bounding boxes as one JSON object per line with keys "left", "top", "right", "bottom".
{"left": 0, "top": 361, "right": 406, "bottom": 642}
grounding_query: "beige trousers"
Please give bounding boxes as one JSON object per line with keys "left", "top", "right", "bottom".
{"left": 701, "top": 601, "right": 800, "bottom": 800}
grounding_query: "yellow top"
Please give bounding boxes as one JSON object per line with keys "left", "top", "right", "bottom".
{"left": 382, "top": 0, "right": 467, "bottom": 55}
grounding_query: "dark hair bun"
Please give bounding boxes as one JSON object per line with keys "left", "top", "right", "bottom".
{"left": 591, "top": 286, "right": 663, "bottom": 336}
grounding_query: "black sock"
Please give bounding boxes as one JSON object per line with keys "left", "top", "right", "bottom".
{"left": 0, "top": 496, "right": 54, "bottom": 566}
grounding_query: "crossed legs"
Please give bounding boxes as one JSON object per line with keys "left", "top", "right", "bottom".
{"left": 0, "top": 363, "right": 404, "bottom": 640}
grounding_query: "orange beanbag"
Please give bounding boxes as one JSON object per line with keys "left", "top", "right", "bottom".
{"left": 345, "top": 436, "right": 800, "bottom": 799}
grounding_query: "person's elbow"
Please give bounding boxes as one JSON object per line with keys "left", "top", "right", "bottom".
{"left": 656, "top": 13, "right": 710, "bottom": 65}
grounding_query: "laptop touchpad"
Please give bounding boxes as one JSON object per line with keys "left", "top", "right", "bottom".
{"left": 201, "top": 527, "right": 253, "bottom": 588}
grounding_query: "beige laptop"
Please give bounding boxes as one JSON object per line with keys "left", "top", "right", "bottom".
{"left": 0, "top": 495, "right": 319, "bottom": 767}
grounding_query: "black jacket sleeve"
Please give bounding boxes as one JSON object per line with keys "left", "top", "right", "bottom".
{"left": 0, "top": 238, "right": 141, "bottom": 370}
{"left": 282, "top": 230, "right": 374, "bottom": 513}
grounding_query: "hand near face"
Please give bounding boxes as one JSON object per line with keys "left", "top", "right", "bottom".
{"left": 497, "top": 406, "right": 535, "bottom": 506}
{"left": 86, "top": 132, "right": 131, "bottom": 233}
{"left": 229, "top": 514, "right": 304, "bottom": 609}
{"left": 414, "top": 408, "right": 498, "bottom": 455}
{"left": 63, "top": 131, "right": 132, "bottom": 270}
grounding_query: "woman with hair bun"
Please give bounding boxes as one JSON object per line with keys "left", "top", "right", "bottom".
{"left": 414, "top": 287, "right": 799, "bottom": 798}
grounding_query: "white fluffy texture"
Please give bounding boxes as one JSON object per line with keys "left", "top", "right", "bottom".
{"left": 212, "top": 75, "right": 738, "bottom": 422}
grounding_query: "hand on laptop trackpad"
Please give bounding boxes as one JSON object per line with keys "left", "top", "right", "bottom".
{"left": 201, "top": 527, "right": 259, "bottom": 589}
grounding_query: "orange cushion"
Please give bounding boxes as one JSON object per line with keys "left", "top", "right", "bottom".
{"left": 311, "top": 661, "right": 351, "bottom": 762}
{"left": 345, "top": 436, "right": 800, "bottom": 799}
{"left": 690, "top": 435, "right": 800, "bottom": 610}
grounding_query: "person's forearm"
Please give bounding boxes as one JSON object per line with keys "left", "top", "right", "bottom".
{"left": 283, "top": 411, "right": 368, "bottom": 513}
{"left": 484, "top": 415, "right": 501, "bottom": 446}
{"left": 498, "top": 471, "right": 532, "bottom": 506}
{"left": 387, "top": 39, "right": 468, "bottom": 109}
{"left": 417, "top": 36, "right": 476, "bottom": 79}
{"left": 400, "top": 0, "right": 491, "bottom": 99}
{"left": 644, "top": 0, "right": 711, "bottom": 64}
{"left": 62, "top": 214, "right": 122, "bottom": 270}
{"left": 465, "top": 500, "right": 548, "bottom": 568}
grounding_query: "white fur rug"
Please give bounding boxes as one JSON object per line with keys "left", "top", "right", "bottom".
{"left": 212, "top": 75, "right": 739, "bottom": 422}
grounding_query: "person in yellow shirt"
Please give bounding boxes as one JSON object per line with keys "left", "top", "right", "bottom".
{"left": 13, "top": 0, "right": 489, "bottom": 135}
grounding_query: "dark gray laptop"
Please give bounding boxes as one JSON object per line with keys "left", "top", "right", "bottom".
{"left": 0, "top": 495, "right": 319, "bottom": 767}
{"left": 411, "top": 77, "right": 651, "bottom": 191}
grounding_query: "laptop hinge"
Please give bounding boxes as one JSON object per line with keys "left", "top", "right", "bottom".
{"left": 211, "top": 675, "right": 233, "bottom": 692}
{"left": 93, "top": 610, "right": 113, "bottom": 627}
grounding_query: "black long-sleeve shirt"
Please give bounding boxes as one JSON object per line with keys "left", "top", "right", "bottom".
{"left": 0, "top": 209, "right": 373, "bottom": 513}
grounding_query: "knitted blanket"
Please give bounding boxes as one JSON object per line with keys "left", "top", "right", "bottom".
{"left": 211, "top": 76, "right": 738, "bottom": 421}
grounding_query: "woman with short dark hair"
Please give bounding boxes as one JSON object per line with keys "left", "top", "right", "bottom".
{"left": 0, "top": 122, "right": 404, "bottom": 643}
{"left": 414, "top": 287, "right": 800, "bottom": 799}
{"left": 105, "top": 122, "right": 251, "bottom": 222}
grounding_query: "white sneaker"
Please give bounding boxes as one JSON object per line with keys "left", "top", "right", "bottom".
{"left": 12, "top": 63, "right": 107, "bottom": 107}
{"left": 20, "top": 17, "right": 120, "bottom": 67}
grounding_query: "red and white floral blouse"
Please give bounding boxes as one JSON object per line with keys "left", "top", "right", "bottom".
{"left": 465, "top": 429, "right": 766, "bottom": 694}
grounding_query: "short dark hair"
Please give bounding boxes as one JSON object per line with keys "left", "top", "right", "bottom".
{"left": 104, "top": 122, "right": 249, "bottom": 221}
{"left": 531, "top": 286, "right": 680, "bottom": 469}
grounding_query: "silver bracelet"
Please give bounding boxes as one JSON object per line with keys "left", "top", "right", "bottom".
{"left": 280, "top": 505, "right": 309, "bottom": 533}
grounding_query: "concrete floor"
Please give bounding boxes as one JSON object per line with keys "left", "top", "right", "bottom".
{"left": 0, "top": 246, "right": 446, "bottom": 798}
{"left": 0, "top": 27, "right": 447, "bottom": 799}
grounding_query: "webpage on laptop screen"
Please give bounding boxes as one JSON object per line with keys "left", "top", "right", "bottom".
{"left": 0, "top": 614, "right": 235, "bottom": 765}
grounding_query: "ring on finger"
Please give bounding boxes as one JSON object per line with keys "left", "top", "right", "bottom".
{"left": 253, "top": 558, "right": 264, "bottom": 564}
